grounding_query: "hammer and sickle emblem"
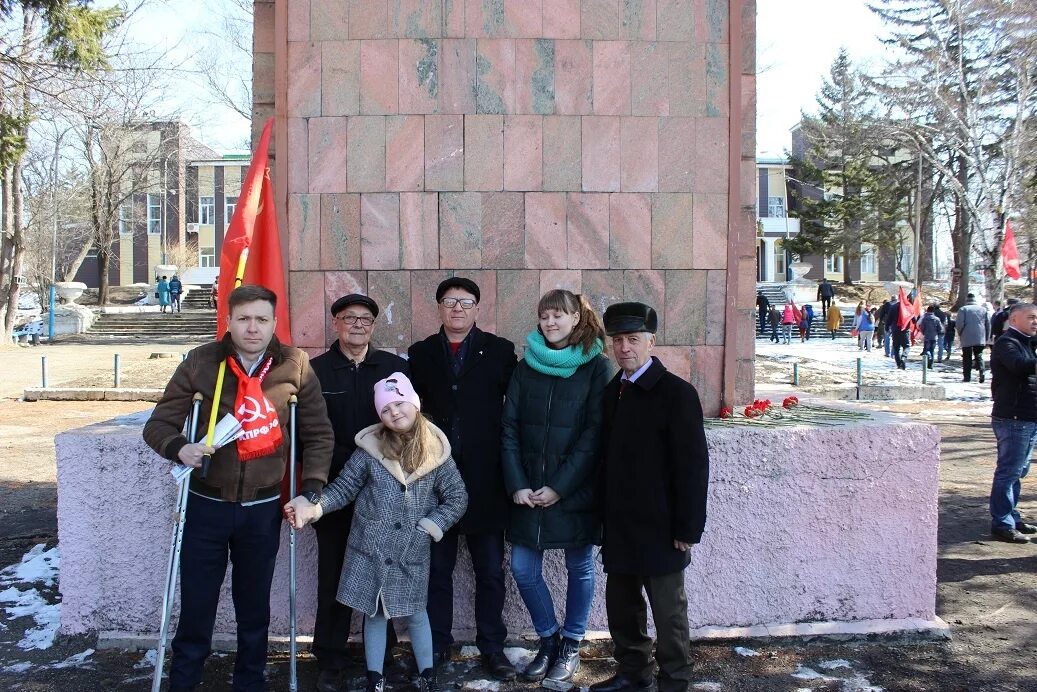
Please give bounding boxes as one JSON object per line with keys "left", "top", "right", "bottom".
{"left": 238, "top": 396, "right": 268, "bottom": 423}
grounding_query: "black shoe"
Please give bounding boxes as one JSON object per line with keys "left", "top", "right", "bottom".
{"left": 1015, "top": 522, "right": 1037, "bottom": 534}
{"left": 431, "top": 649, "right": 450, "bottom": 669}
{"left": 979, "top": 370, "right": 985, "bottom": 383}
{"left": 416, "top": 668, "right": 438, "bottom": 692}
{"left": 590, "top": 672, "right": 655, "bottom": 692}
{"left": 482, "top": 651, "right": 516, "bottom": 681}
{"left": 366, "top": 671, "right": 385, "bottom": 692}
{"left": 543, "top": 637, "right": 581, "bottom": 691}
{"left": 991, "top": 528, "right": 1030, "bottom": 544}
{"left": 520, "top": 632, "right": 560, "bottom": 682}
{"left": 316, "top": 668, "right": 342, "bottom": 692}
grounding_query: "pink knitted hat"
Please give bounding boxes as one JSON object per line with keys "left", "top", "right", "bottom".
{"left": 374, "top": 372, "right": 421, "bottom": 414}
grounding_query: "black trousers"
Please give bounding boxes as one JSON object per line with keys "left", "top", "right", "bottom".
{"left": 311, "top": 504, "right": 356, "bottom": 671}
{"left": 605, "top": 570, "right": 691, "bottom": 692}
{"left": 962, "top": 344, "right": 986, "bottom": 381}
{"left": 820, "top": 296, "right": 832, "bottom": 318}
{"left": 170, "top": 495, "right": 282, "bottom": 692}
{"left": 427, "top": 529, "right": 507, "bottom": 655}
{"left": 892, "top": 330, "right": 909, "bottom": 369}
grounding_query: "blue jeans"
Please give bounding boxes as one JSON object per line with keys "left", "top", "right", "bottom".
{"left": 364, "top": 610, "right": 433, "bottom": 673}
{"left": 990, "top": 417, "right": 1037, "bottom": 531}
{"left": 883, "top": 330, "right": 892, "bottom": 356}
{"left": 510, "top": 544, "right": 595, "bottom": 641}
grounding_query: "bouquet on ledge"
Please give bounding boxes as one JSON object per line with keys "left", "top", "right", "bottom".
{"left": 710, "top": 396, "right": 869, "bottom": 427}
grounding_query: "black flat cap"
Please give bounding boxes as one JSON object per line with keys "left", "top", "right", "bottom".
{"left": 603, "top": 302, "right": 658, "bottom": 336}
{"left": 436, "top": 276, "right": 481, "bottom": 303}
{"left": 330, "top": 293, "right": 379, "bottom": 318}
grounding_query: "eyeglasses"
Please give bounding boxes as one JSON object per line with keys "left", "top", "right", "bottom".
{"left": 335, "top": 315, "right": 375, "bottom": 326}
{"left": 439, "top": 298, "right": 477, "bottom": 309}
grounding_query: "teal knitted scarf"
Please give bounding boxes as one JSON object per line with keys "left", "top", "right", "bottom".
{"left": 524, "top": 330, "right": 603, "bottom": 378}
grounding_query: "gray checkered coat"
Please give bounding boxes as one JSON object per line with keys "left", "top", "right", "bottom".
{"left": 317, "top": 422, "right": 467, "bottom": 618}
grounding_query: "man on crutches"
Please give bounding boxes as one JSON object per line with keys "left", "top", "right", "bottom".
{"left": 144, "top": 284, "right": 334, "bottom": 692}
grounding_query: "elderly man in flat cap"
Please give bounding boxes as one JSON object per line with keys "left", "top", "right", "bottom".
{"left": 307, "top": 293, "right": 408, "bottom": 692}
{"left": 591, "top": 302, "right": 710, "bottom": 692}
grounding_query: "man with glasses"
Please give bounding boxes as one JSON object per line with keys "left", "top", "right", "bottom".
{"left": 308, "top": 293, "right": 408, "bottom": 692}
{"left": 408, "top": 277, "right": 518, "bottom": 680}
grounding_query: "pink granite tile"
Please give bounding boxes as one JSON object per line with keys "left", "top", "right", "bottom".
{"left": 668, "top": 42, "right": 706, "bottom": 117}
{"left": 324, "top": 270, "right": 370, "bottom": 341}
{"left": 425, "top": 114, "right": 465, "bottom": 190}
{"left": 736, "top": 254, "right": 755, "bottom": 308}
{"left": 399, "top": 39, "right": 440, "bottom": 114}
{"left": 581, "top": 0, "right": 621, "bottom": 39}
{"left": 465, "top": 0, "right": 494, "bottom": 37}
{"left": 581, "top": 116, "right": 621, "bottom": 192}
{"left": 386, "top": 115, "right": 425, "bottom": 191}
{"left": 496, "top": 269, "right": 541, "bottom": 346}
{"left": 692, "top": 192, "right": 728, "bottom": 270}
{"left": 593, "top": 41, "right": 631, "bottom": 115}
{"left": 288, "top": 0, "right": 310, "bottom": 41}
{"left": 290, "top": 271, "right": 327, "bottom": 347}
{"left": 321, "top": 41, "right": 361, "bottom": 116}
{"left": 444, "top": 0, "right": 466, "bottom": 37}
{"left": 439, "top": 38, "right": 477, "bottom": 113}
{"left": 287, "top": 42, "right": 322, "bottom": 117}
{"left": 704, "top": 43, "right": 729, "bottom": 118}
{"left": 658, "top": 116, "right": 695, "bottom": 192}
{"left": 361, "top": 193, "right": 401, "bottom": 269}
{"left": 308, "top": 117, "right": 349, "bottom": 193}
{"left": 664, "top": 269, "right": 707, "bottom": 345}
{"left": 464, "top": 114, "right": 504, "bottom": 190}
{"left": 368, "top": 270, "right": 412, "bottom": 348}
{"left": 581, "top": 269, "right": 625, "bottom": 317}
{"left": 608, "top": 193, "right": 651, "bottom": 268}
{"left": 287, "top": 118, "right": 308, "bottom": 194}
{"left": 289, "top": 194, "right": 322, "bottom": 270}
{"left": 505, "top": 0, "right": 543, "bottom": 37}
{"left": 623, "top": 268, "right": 665, "bottom": 335}
{"left": 651, "top": 192, "right": 694, "bottom": 269}
{"left": 360, "top": 40, "right": 399, "bottom": 114}
{"left": 540, "top": 269, "right": 582, "bottom": 296}
{"left": 400, "top": 192, "right": 440, "bottom": 269}
{"left": 465, "top": 269, "right": 498, "bottom": 333}
{"left": 311, "top": 0, "right": 349, "bottom": 40}
{"left": 504, "top": 115, "right": 543, "bottom": 191}
{"left": 543, "top": 0, "right": 580, "bottom": 38}
{"left": 439, "top": 192, "right": 483, "bottom": 268}
{"left": 553, "top": 39, "right": 592, "bottom": 114}
{"left": 566, "top": 193, "right": 609, "bottom": 268}
{"left": 702, "top": 0, "right": 729, "bottom": 43}
{"left": 515, "top": 39, "right": 556, "bottom": 115}
{"left": 704, "top": 268, "right": 726, "bottom": 345}
{"left": 689, "top": 345, "right": 723, "bottom": 411}
{"left": 411, "top": 270, "right": 454, "bottom": 339}
{"left": 524, "top": 192, "right": 567, "bottom": 269}
{"left": 653, "top": 346, "right": 691, "bottom": 381}
{"left": 254, "top": 1, "right": 276, "bottom": 51}
{"left": 694, "top": 116, "right": 728, "bottom": 193}
{"left": 657, "top": 0, "right": 694, "bottom": 41}
{"left": 320, "top": 194, "right": 363, "bottom": 270}
{"left": 620, "top": 116, "right": 658, "bottom": 192}
{"left": 542, "top": 115, "right": 582, "bottom": 190}
{"left": 349, "top": 0, "right": 389, "bottom": 38}
{"left": 389, "top": 0, "right": 443, "bottom": 38}
{"left": 346, "top": 116, "right": 386, "bottom": 192}
{"left": 482, "top": 192, "right": 525, "bottom": 268}
{"left": 475, "top": 39, "right": 516, "bottom": 114}
{"left": 631, "top": 42, "right": 669, "bottom": 115}
{"left": 621, "top": 0, "right": 656, "bottom": 39}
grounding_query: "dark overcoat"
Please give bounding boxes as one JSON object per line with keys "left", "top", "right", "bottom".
{"left": 600, "top": 357, "right": 710, "bottom": 576}
{"left": 991, "top": 328, "right": 1037, "bottom": 422}
{"left": 408, "top": 326, "right": 517, "bottom": 533}
{"left": 501, "top": 355, "right": 612, "bottom": 550}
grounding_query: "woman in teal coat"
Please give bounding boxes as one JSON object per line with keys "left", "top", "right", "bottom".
{"left": 501, "top": 289, "right": 611, "bottom": 690}
{"left": 156, "top": 276, "right": 171, "bottom": 313}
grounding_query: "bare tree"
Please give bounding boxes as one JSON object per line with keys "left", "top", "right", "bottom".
{"left": 193, "top": 0, "right": 252, "bottom": 126}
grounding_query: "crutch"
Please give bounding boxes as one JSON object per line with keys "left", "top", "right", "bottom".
{"left": 152, "top": 392, "right": 203, "bottom": 692}
{"left": 288, "top": 394, "right": 299, "bottom": 692}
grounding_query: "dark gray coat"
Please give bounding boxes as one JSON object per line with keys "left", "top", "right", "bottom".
{"left": 318, "top": 423, "right": 468, "bottom": 618}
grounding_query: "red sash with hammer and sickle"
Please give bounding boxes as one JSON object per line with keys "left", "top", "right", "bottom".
{"left": 226, "top": 355, "right": 284, "bottom": 461}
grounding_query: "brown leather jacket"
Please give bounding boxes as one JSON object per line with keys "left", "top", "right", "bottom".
{"left": 143, "top": 334, "right": 333, "bottom": 502}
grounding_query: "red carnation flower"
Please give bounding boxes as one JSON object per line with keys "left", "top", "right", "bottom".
{"left": 720, "top": 406, "right": 733, "bottom": 419}
{"left": 782, "top": 396, "right": 800, "bottom": 409}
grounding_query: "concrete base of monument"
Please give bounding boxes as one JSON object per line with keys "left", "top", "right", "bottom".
{"left": 56, "top": 408, "right": 940, "bottom": 645}
{"left": 24, "top": 387, "right": 164, "bottom": 402}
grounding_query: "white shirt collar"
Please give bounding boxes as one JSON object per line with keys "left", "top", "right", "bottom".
{"left": 621, "top": 357, "right": 654, "bottom": 383}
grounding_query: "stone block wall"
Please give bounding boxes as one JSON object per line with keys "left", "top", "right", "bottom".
{"left": 254, "top": 0, "right": 758, "bottom": 413}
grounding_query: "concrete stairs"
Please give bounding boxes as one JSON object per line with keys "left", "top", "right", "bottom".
{"left": 754, "top": 281, "right": 860, "bottom": 339}
{"left": 77, "top": 287, "right": 218, "bottom": 343}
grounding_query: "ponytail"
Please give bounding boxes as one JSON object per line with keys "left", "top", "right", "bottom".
{"left": 537, "top": 289, "right": 606, "bottom": 354}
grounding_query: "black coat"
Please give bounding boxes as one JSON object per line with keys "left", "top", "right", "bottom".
{"left": 991, "top": 328, "right": 1037, "bottom": 422}
{"left": 408, "top": 327, "right": 517, "bottom": 533}
{"left": 309, "top": 342, "right": 409, "bottom": 478}
{"left": 601, "top": 357, "right": 710, "bottom": 576}
{"left": 501, "top": 355, "right": 612, "bottom": 550}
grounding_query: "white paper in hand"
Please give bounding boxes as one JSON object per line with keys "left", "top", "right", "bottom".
{"left": 204, "top": 414, "right": 245, "bottom": 449}
{"left": 170, "top": 464, "right": 193, "bottom": 484}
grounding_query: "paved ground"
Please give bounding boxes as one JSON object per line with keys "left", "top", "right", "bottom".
{"left": 0, "top": 341, "right": 1035, "bottom": 690}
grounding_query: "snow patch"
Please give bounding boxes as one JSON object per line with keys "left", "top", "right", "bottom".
{"left": 459, "top": 645, "right": 481, "bottom": 658}
{"left": 0, "top": 544, "right": 62, "bottom": 651}
{"left": 791, "top": 665, "right": 833, "bottom": 681}
{"left": 135, "top": 648, "right": 159, "bottom": 669}
{"left": 463, "top": 680, "right": 500, "bottom": 691}
{"left": 51, "top": 649, "right": 94, "bottom": 669}
{"left": 503, "top": 646, "right": 535, "bottom": 668}
{"left": 734, "top": 646, "right": 760, "bottom": 657}
{"left": 3, "top": 662, "right": 32, "bottom": 673}
{"left": 1, "top": 544, "right": 59, "bottom": 587}
{"left": 820, "top": 659, "right": 853, "bottom": 670}
{"left": 691, "top": 683, "right": 724, "bottom": 691}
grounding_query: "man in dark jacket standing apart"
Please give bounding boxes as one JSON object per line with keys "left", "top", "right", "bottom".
{"left": 143, "top": 284, "right": 334, "bottom": 692}
{"left": 591, "top": 302, "right": 710, "bottom": 692}
{"left": 988, "top": 302, "right": 1037, "bottom": 544}
{"left": 408, "top": 277, "right": 518, "bottom": 680}
{"left": 308, "top": 293, "right": 408, "bottom": 692}
{"left": 817, "top": 278, "right": 835, "bottom": 319}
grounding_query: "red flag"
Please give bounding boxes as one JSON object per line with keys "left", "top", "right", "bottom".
{"left": 216, "top": 118, "right": 291, "bottom": 343}
{"left": 897, "top": 286, "right": 914, "bottom": 331}
{"left": 1002, "top": 220, "right": 1022, "bottom": 280}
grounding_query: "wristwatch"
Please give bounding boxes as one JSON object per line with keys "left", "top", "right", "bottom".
{"left": 300, "top": 490, "right": 321, "bottom": 505}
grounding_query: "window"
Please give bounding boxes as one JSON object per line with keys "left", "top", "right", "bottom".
{"left": 860, "top": 245, "right": 876, "bottom": 275}
{"left": 199, "top": 196, "right": 215, "bottom": 225}
{"left": 86, "top": 246, "right": 98, "bottom": 258}
{"left": 825, "top": 254, "right": 844, "bottom": 274}
{"left": 225, "top": 196, "right": 238, "bottom": 226}
{"left": 147, "top": 194, "right": 161, "bottom": 235}
{"left": 199, "top": 246, "right": 216, "bottom": 267}
{"left": 119, "top": 203, "right": 132, "bottom": 235}
{"left": 767, "top": 196, "right": 786, "bottom": 218}
{"left": 775, "top": 241, "right": 787, "bottom": 278}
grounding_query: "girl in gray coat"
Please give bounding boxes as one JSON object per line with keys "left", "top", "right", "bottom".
{"left": 287, "top": 372, "right": 467, "bottom": 692}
